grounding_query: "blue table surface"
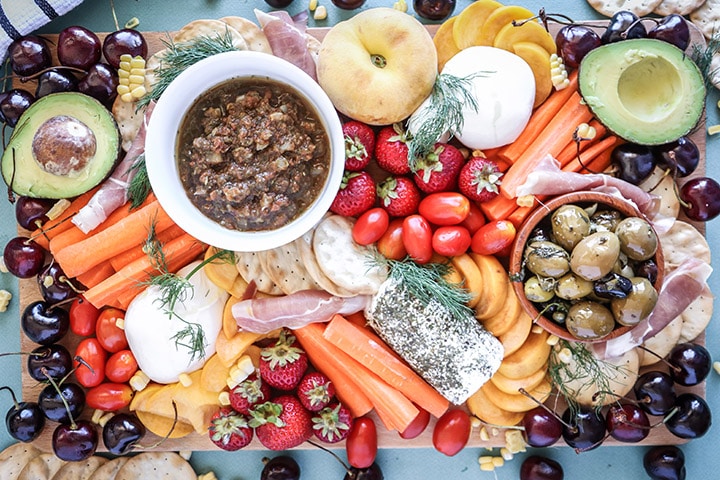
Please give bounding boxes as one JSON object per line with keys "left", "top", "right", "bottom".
{"left": 2, "top": 1, "right": 719, "bottom": 478}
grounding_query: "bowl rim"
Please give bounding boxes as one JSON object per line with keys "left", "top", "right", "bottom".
{"left": 508, "top": 191, "right": 665, "bottom": 343}
{"left": 145, "top": 50, "right": 345, "bottom": 252}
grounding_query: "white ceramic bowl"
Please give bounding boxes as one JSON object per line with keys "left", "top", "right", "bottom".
{"left": 145, "top": 50, "right": 344, "bottom": 252}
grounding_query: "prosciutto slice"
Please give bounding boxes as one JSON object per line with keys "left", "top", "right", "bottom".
{"left": 72, "top": 102, "right": 155, "bottom": 233}
{"left": 595, "top": 258, "right": 713, "bottom": 359}
{"left": 232, "top": 289, "right": 371, "bottom": 333}
{"left": 255, "top": 9, "right": 317, "bottom": 81}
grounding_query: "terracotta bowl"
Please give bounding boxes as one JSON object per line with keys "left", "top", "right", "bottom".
{"left": 508, "top": 191, "right": 665, "bottom": 343}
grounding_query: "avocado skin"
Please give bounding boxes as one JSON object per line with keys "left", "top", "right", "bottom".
{"left": 1, "top": 92, "right": 120, "bottom": 199}
{"left": 578, "top": 38, "right": 705, "bottom": 146}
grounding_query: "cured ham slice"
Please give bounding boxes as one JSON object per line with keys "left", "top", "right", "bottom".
{"left": 233, "top": 289, "right": 370, "bottom": 333}
{"left": 596, "top": 258, "right": 713, "bottom": 359}
{"left": 255, "top": 9, "right": 317, "bottom": 81}
{"left": 72, "top": 102, "right": 155, "bottom": 233}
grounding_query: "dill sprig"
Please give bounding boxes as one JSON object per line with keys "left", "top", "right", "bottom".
{"left": 691, "top": 33, "right": 720, "bottom": 91}
{"left": 406, "top": 72, "right": 488, "bottom": 169}
{"left": 137, "top": 30, "right": 238, "bottom": 109}
{"left": 383, "top": 256, "right": 473, "bottom": 320}
{"left": 127, "top": 153, "right": 151, "bottom": 209}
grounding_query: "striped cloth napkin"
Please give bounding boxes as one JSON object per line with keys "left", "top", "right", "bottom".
{"left": 1, "top": 0, "right": 84, "bottom": 62}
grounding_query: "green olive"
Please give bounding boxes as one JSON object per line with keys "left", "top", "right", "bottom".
{"left": 611, "top": 251, "right": 635, "bottom": 278}
{"left": 524, "top": 276, "right": 555, "bottom": 303}
{"left": 551, "top": 205, "right": 591, "bottom": 251}
{"left": 555, "top": 272, "right": 594, "bottom": 300}
{"left": 591, "top": 209, "right": 623, "bottom": 232}
{"left": 566, "top": 301, "right": 616, "bottom": 340}
{"left": 614, "top": 217, "right": 658, "bottom": 261}
{"left": 570, "top": 231, "right": 621, "bottom": 281}
{"left": 611, "top": 277, "right": 658, "bottom": 326}
{"left": 525, "top": 241, "right": 570, "bottom": 278}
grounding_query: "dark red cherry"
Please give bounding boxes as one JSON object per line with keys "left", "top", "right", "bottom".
{"left": 102, "top": 412, "right": 146, "bottom": 455}
{"left": 667, "top": 342, "right": 712, "bottom": 386}
{"left": 52, "top": 419, "right": 98, "bottom": 461}
{"left": 8, "top": 35, "right": 52, "bottom": 76}
{"left": 664, "top": 393, "right": 711, "bottom": 439}
{"left": 3, "top": 236, "right": 45, "bottom": 279}
{"left": 21, "top": 300, "right": 69, "bottom": 345}
{"left": 644, "top": 445, "right": 686, "bottom": 480}
{"left": 679, "top": 177, "right": 720, "bottom": 222}
{"left": 634, "top": 371, "right": 676, "bottom": 416}
{"left": 561, "top": 406, "right": 605, "bottom": 451}
{"left": 57, "top": 26, "right": 102, "bottom": 70}
{"left": 521, "top": 406, "right": 562, "bottom": 447}
{"left": 102, "top": 29, "right": 148, "bottom": 69}
{"left": 605, "top": 403, "right": 650, "bottom": 443}
{"left": 27, "top": 344, "right": 73, "bottom": 382}
{"left": 520, "top": 455, "right": 564, "bottom": 480}
{"left": 1, "top": 387, "right": 45, "bottom": 443}
{"left": 15, "top": 196, "right": 54, "bottom": 230}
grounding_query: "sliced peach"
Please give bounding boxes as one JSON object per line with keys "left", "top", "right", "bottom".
{"left": 466, "top": 384, "right": 525, "bottom": 426}
{"left": 433, "top": 17, "right": 462, "bottom": 71}
{"left": 481, "top": 377, "right": 552, "bottom": 412}
{"left": 199, "top": 353, "right": 232, "bottom": 393}
{"left": 512, "top": 41, "right": 554, "bottom": 107}
{"left": 478, "top": 5, "right": 535, "bottom": 46}
{"left": 493, "top": 20, "right": 556, "bottom": 56}
{"left": 452, "top": 0, "right": 503, "bottom": 49}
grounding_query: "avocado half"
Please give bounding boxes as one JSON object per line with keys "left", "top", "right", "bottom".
{"left": 1, "top": 92, "right": 120, "bottom": 199}
{"left": 578, "top": 38, "right": 705, "bottom": 146}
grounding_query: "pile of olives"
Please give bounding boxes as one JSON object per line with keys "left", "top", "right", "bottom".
{"left": 521, "top": 201, "right": 660, "bottom": 341}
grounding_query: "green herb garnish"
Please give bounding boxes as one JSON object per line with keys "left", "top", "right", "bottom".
{"left": 691, "top": 33, "right": 720, "bottom": 90}
{"left": 127, "top": 153, "right": 151, "bottom": 209}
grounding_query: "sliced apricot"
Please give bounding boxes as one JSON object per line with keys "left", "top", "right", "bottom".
{"left": 512, "top": 41, "right": 554, "bottom": 107}
{"left": 493, "top": 20, "right": 556, "bottom": 56}
{"left": 452, "top": 0, "right": 502, "bottom": 49}
{"left": 478, "top": 5, "right": 535, "bottom": 46}
{"left": 433, "top": 17, "right": 462, "bottom": 71}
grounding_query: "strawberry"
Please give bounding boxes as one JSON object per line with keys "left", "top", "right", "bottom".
{"left": 297, "top": 371, "right": 336, "bottom": 412}
{"left": 329, "top": 170, "right": 376, "bottom": 217}
{"left": 312, "top": 402, "right": 353, "bottom": 444}
{"left": 343, "top": 120, "right": 375, "bottom": 171}
{"left": 457, "top": 156, "right": 503, "bottom": 202}
{"left": 208, "top": 406, "right": 253, "bottom": 451}
{"left": 413, "top": 143, "right": 464, "bottom": 193}
{"left": 375, "top": 123, "right": 411, "bottom": 175}
{"left": 229, "top": 372, "right": 271, "bottom": 415}
{"left": 377, "top": 176, "right": 421, "bottom": 217}
{"left": 259, "top": 330, "right": 308, "bottom": 391}
{"left": 251, "top": 395, "right": 313, "bottom": 451}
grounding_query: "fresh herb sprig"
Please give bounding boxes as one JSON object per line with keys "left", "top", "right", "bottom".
{"left": 137, "top": 30, "right": 238, "bottom": 108}
{"left": 127, "top": 153, "right": 151, "bottom": 209}
{"left": 691, "top": 34, "right": 720, "bottom": 91}
{"left": 406, "top": 72, "right": 488, "bottom": 169}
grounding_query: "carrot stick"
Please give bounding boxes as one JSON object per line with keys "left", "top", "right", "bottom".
{"left": 294, "top": 324, "right": 374, "bottom": 419}
{"left": 561, "top": 136, "right": 618, "bottom": 175}
{"left": 30, "top": 186, "right": 101, "bottom": 249}
{"left": 109, "top": 223, "right": 186, "bottom": 272}
{"left": 82, "top": 233, "right": 205, "bottom": 308}
{"left": 479, "top": 194, "right": 521, "bottom": 222}
{"left": 497, "top": 71, "right": 579, "bottom": 164}
{"left": 555, "top": 120, "right": 609, "bottom": 168}
{"left": 323, "top": 314, "right": 449, "bottom": 418}
{"left": 54, "top": 200, "right": 175, "bottom": 278}
{"left": 75, "top": 261, "right": 116, "bottom": 289}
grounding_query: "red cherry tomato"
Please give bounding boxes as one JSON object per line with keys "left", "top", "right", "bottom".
{"left": 432, "top": 226, "right": 471, "bottom": 257}
{"left": 105, "top": 349, "right": 139, "bottom": 383}
{"left": 399, "top": 406, "right": 431, "bottom": 440}
{"left": 74, "top": 338, "right": 107, "bottom": 388}
{"left": 69, "top": 296, "right": 100, "bottom": 337}
{"left": 461, "top": 202, "right": 487, "bottom": 234}
{"left": 85, "top": 382, "right": 134, "bottom": 411}
{"left": 432, "top": 409, "right": 471, "bottom": 456}
{"left": 470, "top": 220, "right": 517, "bottom": 256}
{"left": 418, "top": 192, "right": 470, "bottom": 226}
{"left": 346, "top": 417, "right": 377, "bottom": 469}
{"left": 377, "top": 218, "right": 406, "bottom": 260}
{"left": 402, "top": 215, "right": 433, "bottom": 264}
{"left": 96, "top": 307, "right": 128, "bottom": 353}
{"left": 352, "top": 207, "right": 390, "bottom": 245}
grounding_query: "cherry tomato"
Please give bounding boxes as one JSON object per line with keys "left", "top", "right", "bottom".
{"left": 69, "top": 296, "right": 100, "bottom": 337}
{"left": 432, "top": 409, "right": 471, "bottom": 456}
{"left": 402, "top": 215, "right": 433, "bottom": 264}
{"left": 85, "top": 382, "right": 134, "bottom": 411}
{"left": 74, "top": 337, "right": 107, "bottom": 388}
{"left": 432, "top": 225, "right": 471, "bottom": 257}
{"left": 399, "top": 406, "right": 431, "bottom": 440}
{"left": 461, "top": 202, "right": 487, "bottom": 234}
{"left": 470, "top": 220, "right": 516, "bottom": 256}
{"left": 96, "top": 307, "right": 128, "bottom": 353}
{"left": 377, "top": 218, "right": 406, "bottom": 260}
{"left": 105, "top": 349, "right": 138, "bottom": 383}
{"left": 352, "top": 207, "right": 390, "bottom": 245}
{"left": 346, "top": 417, "right": 377, "bottom": 469}
{"left": 418, "top": 192, "right": 470, "bottom": 225}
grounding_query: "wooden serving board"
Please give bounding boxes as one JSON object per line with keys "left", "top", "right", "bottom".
{"left": 16, "top": 21, "right": 709, "bottom": 453}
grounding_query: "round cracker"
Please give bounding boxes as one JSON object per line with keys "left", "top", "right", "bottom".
{"left": 312, "top": 215, "right": 387, "bottom": 295}
{"left": 173, "top": 19, "right": 248, "bottom": 49}
{"left": 51, "top": 455, "right": 107, "bottom": 480}
{"left": 235, "top": 250, "right": 283, "bottom": 295}
{"left": 638, "top": 167, "right": 680, "bottom": 220}
{"left": 88, "top": 456, "right": 129, "bottom": 480}
{"left": 261, "top": 241, "right": 322, "bottom": 294}
{"left": 111, "top": 99, "right": 146, "bottom": 152}
{"left": 691, "top": 0, "right": 720, "bottom": 40}
{"left": 654, "top": 0, "right": 706, "bottom": 16}
{"left": 114, "top": 452, "right": 195, "bottom": 480}
{"left": 658, "top": 220, "right": 711, "bottom": 270}
{"left": 219, "top": 16, "right": 273, "bottom": 54}
{"left": 296, "top": 231, "right": 355, "bottom": 297}
{"left": 639, "top": 316, "right": 683, "bottom": 366}
{"left": 18, "top": 453, "right": 65, "bottom": 480}
{"left": 587, "top": 0, "right": 663, "bottom": 17}
{"left": 679, "top": 282, "right": 714, "bottom": 342}
{"left": 0, "top": 443, "right": 42, "bottom": 479}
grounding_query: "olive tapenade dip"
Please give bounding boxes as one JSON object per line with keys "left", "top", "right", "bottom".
{"left": 176, "top": 78, "right": 330, "bottom": 231}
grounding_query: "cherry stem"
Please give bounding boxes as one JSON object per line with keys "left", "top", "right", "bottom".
{"left": 518, "top": 387, "right": 574, "bottom": 430}
{"left": 0, "top": 386, "right": 21, "bottom": 410}
{"left": 19, "top": 65, "right": 86, "bottom": 82}
{"left": 0, "top": 350, "right": 45, "bottom": 359}
{"left": 636, "top": 346, "right": 682, "bottom": 373}
{"left": 131, "top": 401, "right": 178, "bottom": 451}
{"left": 42, "top": 367, "right": 77, "bottom": 430}
{"left": 306, "top": 439, "right": 351, "bottom": 474}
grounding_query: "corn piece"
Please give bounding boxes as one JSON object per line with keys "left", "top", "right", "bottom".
{"left": 117, "top": 68, "right": 130, "bottom": 79}
{"left": 479, "top": 426, "right": 490, "bottom": 441}
{"left": 46, "top": 199, "right": 71, "bottom": 220}
{"left": 236, "top": 355, "right": 255, "bottom": 373}
{"left": 119, "top": 53, "right": 133, "bottom": 63}
{"left": 121, "top": 92, "right": 134, "bottom": 103}
{"left": 0, "top": 290, "right": 12, "bottom": 312}
{"left": 0, "top": 259, "right": 8, "bottom": 274}
{"left": 129, "top": 68, "right": 146, "bottom": 78}
{"left": 313, "top": 5, "right": 327, "bottom": 20}
{"left": 226, "top": 378, "right": 239, "bottom": 390}
{"left": 119, "top": 60, "right": 132, "bottom": 72}
{"left": 546, "top": 334, "right": 560, "bottom": 346}
{"left": 178, "top": 373, "right": 193, "bottom": 387}
{"left": 130, "top": 56, "right": 146, "bottom": 69}
{"left": 115, "top": 318, "right": 125, "bottom": 330}
{"left": 198, "top": 472, "right": 218, "bottom": 480}
{"left": 470, "top": 416, "right": 482, "bottom": 429}
{"left": 492, "top": 457, "right": 504, "bottom": 468}
{"left": 504, "top": 430, "right": 527, "bottom": 454}
{"left": 98, "top": 412, "right": 115, "bottom": 428}
{"left": 516, "top": 194, "right": 536, "bottom": 208}
{"left": 218, "top": 391, "right": 231, "bottom": 406}
{"left": 179, "top": 450, "right": 192, "bottom": 460}
{"left": 708, "top": 125, "right": 720, "bottom": 135}
{"left": 130, "top": 370, "right": 150, "bottom": 391}
{"left": 308, "top": 0, "right": 318, "bottom": 11}
{"left": 478, "top": 456, "right": 495, "bottom": 465}
{"left": 127, "top": 74, "right": 145, "bottom": 85}
{"left": 557, "top": 347, "right": 573, "bottom": 364}
{"left": 531, "top": 324, "right": 544, "bottom": 334}
{"left": 91, "top": 409, "right": 106, "bottom": 424}
{"left": 124, "top": 17, "right": 139, "bottom": 29}
{"left": 713, "top": 361, "right": 720, "bottom": 375}
{"left": 394, "top": 0, "right": 408, "bottom": 11}
{"left": 131, "top": 85, "right": 147, "bottom": 99}
{"left": 500, "top": 447, "right": 514, "bottom": 460}
{"left": 479, "top": 462, "right": 495, "bottom": 472}
{"left": 118, "top": 78, "right": 130, "bottom": 88}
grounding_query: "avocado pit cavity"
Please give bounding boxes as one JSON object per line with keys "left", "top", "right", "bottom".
{"left": 617, "top": 52, "right": 681, "bottom": 123}
{"left": 32, "top": 115, "right": 97, "bottom": 177}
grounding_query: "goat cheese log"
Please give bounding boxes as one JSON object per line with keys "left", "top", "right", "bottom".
{"left": 365, "top": 277, "right": 504, "bottom": 404}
